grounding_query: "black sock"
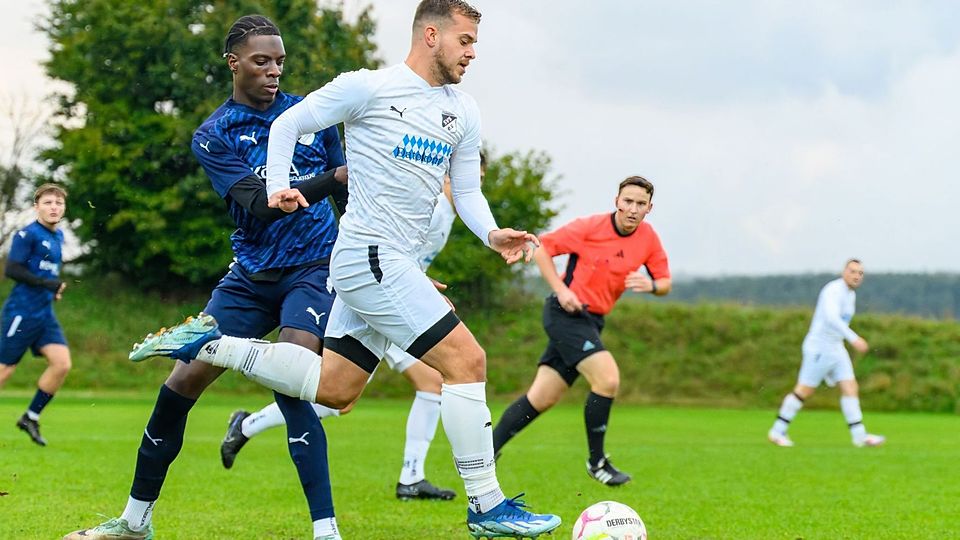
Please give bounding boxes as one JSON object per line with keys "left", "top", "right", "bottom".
{"left": 275, "top": 391, "right": 334, "bottom": 520}
{"left": 27, "top": 388, "right": 54, "bottom": 417}
{"left": 492, "top": 395, "right": 540, "bottom": 455}
{"left": 130, "top": 385, "right": 197, "bottom": 501}
{"left": 585, "top": 392, "right": 614, "bottom": 467}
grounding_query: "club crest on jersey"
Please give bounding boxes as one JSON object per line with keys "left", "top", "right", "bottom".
{"left": 441, "top": 111, "right": 458, "bottom": 132}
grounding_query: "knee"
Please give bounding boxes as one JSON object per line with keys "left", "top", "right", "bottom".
{"left": 447, "top": 347, "right": 485, "bottom": 383}
{"left": 52, "top": 356, "right": 72, "bottom": 375}
{"left": 419, "top": 367, "right": 443, "bottom": 394}
{"left": 592, "top": 373, "right": 619, "bottom": 397}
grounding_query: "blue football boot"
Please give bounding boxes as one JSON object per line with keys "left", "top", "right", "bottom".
{"left": 467, "top": 493, "right": 561, "bottom": 538}
{"left": 129, "top": 313, "right": 221, "bottom": 363}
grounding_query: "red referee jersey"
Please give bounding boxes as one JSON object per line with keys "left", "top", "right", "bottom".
{"left": 540, "top": 212, "right": 670, "bottom": 315}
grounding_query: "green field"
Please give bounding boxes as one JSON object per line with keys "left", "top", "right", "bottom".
{"left": 2, "top": 393, "right": 958, "bottom": 539}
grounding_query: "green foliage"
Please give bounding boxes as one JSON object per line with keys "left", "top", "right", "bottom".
{"left": 2, "top": 397, "right": 959, "bottom": 539}
{"left": 429, "top": 150, "right": 560, "bottom": 309}
{"left": 38, "top": 0, "right": 380, "bottom": 287}
{"left": 670, "top": 272, "right": 960, "bottom": 319}
{"left": 3, "top": 278, "right": 957, "bottom": 413}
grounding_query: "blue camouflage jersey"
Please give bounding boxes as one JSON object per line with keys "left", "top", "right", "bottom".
{"left": 192, "top": 92, "right": 344, "bottom": 274}
{"left": 3, "top": 221, "right": 64, "bottom": 314}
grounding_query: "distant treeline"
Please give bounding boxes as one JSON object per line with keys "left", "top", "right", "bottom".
{"left": 667, "top": 273, "right": 960, "bottom": 320}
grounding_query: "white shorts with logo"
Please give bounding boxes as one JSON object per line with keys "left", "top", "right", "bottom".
{"left": 797, "top": 340, "right": 855, "bottom": 388}
{"left": 324, "top": 242, "right": 451, "bottom": 360}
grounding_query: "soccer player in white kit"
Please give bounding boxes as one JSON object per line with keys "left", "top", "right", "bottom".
{"left": 220, "top": 168, "right": 477, "bottom": 503}
{"left": 130, "top": 2, "right": 561, "bottom": 536}
{"left": 768, "top": 259, "right": 886, "bottom": 448}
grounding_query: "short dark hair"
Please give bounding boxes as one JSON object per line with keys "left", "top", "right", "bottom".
{"left": 223, "top": 15, "right": 280, "bottom": 56}
{"left": 846, "top": 258, "right": 862, "bottom": 267}
{"left": 618, "top": 175, "right": 654, "bottom": 198}
{"left": 34, "top": 183, "right": 67, "bottom": 203}
{"left": 413, "top": 0, "right": 482, "bottom": 29}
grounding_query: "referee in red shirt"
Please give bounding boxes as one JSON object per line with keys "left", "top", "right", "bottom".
{"left": 492, "top": 175, "right": 671, "bottom": 486}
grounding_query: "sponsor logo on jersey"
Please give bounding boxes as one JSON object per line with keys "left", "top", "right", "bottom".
{"left": 392, "top": 135, "right": 453, "bottom": 167}
{"left": 390, "top": 105, "right": 407, "bottom": 118}
{"left": 239, "top": 131, "right": 259, "bottom": 145}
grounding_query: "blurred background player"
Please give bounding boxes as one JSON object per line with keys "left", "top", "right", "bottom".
{"left": 64, "top": 15, "right": 348, "bottom": 540}
{"left": 492, "top": 175, "right": 671, "bottom": 486}
{"left": 0, "top": 184, "right": 71, "bottom": 447}
{"left": 768, "top": 259, "right": 885, "bottom": 448}
{"left": 220, "top": 158, "right": 487, "bottom": 501}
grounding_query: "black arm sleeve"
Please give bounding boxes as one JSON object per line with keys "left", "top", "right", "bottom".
{"left": 227, "top": 168, "right": 341, "bottom": 223}
{"left": 5, "top": 260, "right": 61, "bottom": 291}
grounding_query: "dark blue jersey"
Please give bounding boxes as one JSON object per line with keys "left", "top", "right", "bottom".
{"left": 192, "top": 92, "right": 344, "bottom": 274}
{"left": 3, "top": 221, "right": 63, "bottom": 313}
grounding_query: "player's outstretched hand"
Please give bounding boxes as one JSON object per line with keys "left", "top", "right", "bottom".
{"left": 268, "top": 188, "right": 308, "bottom": 213}
{"left": 489, "top": 228, "right": 540, "bottom": 264}
{"left": 852, "top": 337, "right": 869, "bottom": 354}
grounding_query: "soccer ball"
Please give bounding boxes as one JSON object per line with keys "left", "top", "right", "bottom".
{"left": 571, "top": 501, "right": 647, "bottom": 540}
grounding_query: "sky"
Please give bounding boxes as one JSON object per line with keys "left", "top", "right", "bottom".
{"left": 3, "top": 0, "right": 960, "bottom": 277}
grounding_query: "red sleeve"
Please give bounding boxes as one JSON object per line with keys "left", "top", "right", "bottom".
{"left": 540, "top": 216, "right": 592, "bottom": 256}
{"left": 644, "top": 228, "right": 670, "bottom": 279}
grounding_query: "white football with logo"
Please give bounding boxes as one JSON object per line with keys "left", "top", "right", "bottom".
{"left": 571, "top": 501, "right": 647, "bottom": 540}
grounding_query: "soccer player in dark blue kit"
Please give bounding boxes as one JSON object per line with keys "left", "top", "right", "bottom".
{"left": 65, "top": 15, "right": 347, "bottom": 540}
{"left": 0, "top": 184, "right": 71, "bottom": 447}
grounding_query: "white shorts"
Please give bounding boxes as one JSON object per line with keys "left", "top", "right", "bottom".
{"left": 383, "top": 344, "right": 418, "bottom": 373}
{"left": 797, "top": 341, "right": 855, "bottom": 388}
{"left": 324, "top": 243, "right": 455, "bottom": 363}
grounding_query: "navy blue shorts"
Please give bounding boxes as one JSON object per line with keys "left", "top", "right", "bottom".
{"left": 537, "top": 295, "right": 607, "bottom": 386}
{"left": 204, "top": 262, "right": 335, "bottom": 340}
{"left": 0, "top": 308, "right": 68, "bottom": 365}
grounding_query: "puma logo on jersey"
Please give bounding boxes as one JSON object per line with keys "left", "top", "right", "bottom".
{"left": 41, "top": 240, "right": 51, "bottom": 250}
{"left": 390, "top": 105, "right": 407, "bottom": 117}
{"left": 289, "top": 432, "right": 310, "bottom": 445}
{"left": 305, "top": 307, "right": 326, "bottom": 326}
{"left": 199, "top": 140, "right": 211, "bottom": 152}
{"left": 144, "top": 428, "right": 163, "bottom": 446}
{"left": 239, "top": 131, "right": 258, "bottom": 145}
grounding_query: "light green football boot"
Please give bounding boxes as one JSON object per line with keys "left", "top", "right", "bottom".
{"left": 63, "top": 517, "right": 155, "bottom": 540}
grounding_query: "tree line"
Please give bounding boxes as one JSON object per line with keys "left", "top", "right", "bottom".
{"left": 10, "top": 0, "right": 558, "bottom": 308}
{"left": 666, "top": 273, "right": 960, "bottom": 319}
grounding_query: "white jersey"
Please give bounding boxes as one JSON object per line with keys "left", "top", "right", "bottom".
{"left": 418, "top": 196, "right": 456, "bottom": 271}
{"left": 804, "top": 278, "right": 859, "bottom": 346}
{"left": 266, "top": 63, "right": 496, "bottom": 257}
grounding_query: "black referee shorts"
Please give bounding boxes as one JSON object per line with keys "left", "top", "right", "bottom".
{"left": 537, "top": 295, "right": 607, "bottom": 385}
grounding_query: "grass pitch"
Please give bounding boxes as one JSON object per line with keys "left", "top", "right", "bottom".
{"left": 1, "top": 393, "right": 958, "bottom": 539}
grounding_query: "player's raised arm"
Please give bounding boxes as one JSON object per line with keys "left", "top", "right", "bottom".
{"left": 265, "top": 71, "right": 371, "bottom": 205}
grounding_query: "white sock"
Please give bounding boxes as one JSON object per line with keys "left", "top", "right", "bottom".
{"left": 197, "top": 338, "right": 321, "bottom": 402}
{"left": 772, "top": 393, "right": 804, "bottom": 434}
{"left": 399, "top": 391, "right": 442, "bottom": 485}
{"left": 313, "top": 516, "right": 339, "bottom": 539}
{"left": 120, "top": 496, "right": 155, "bottom": 532}
{"left": 241, "top": 402, "right": 285, "bottom": 438}
{"left": 25, "top": 410, "right": 39, "bottom": 421}
{"left": 841, "top": 396, "right": 867, "bottom": 442}
{"left": 441, "top": 382, "right": 504, "bottom": 513}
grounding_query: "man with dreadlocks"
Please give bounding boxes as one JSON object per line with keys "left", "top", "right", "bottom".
{"left": 64, "top": 15, "right": 347, "bottom": 540}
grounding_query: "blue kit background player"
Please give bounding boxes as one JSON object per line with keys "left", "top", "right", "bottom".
{"left": 65, "top": 15, "right": 349, "bottom": 540}
{"left": 0, "top": 184, "right": 71, "bottom": 447}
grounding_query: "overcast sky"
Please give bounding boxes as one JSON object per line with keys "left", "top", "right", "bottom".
{"left": 4, "top": 1, "right": 960, "bottom": 277}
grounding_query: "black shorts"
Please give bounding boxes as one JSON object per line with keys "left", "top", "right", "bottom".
{"left": 537, "top": 295, "right": 606, "bottom": 385}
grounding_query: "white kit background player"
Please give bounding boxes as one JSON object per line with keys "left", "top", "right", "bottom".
{"left": 220, "top": 166, "right": 480, "bottom": 503}
{"left": 133, "top": 1, "right": 561, "bottom": 537}
{"left": 768, "top": 259, "right": 886, "bottom": 448}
